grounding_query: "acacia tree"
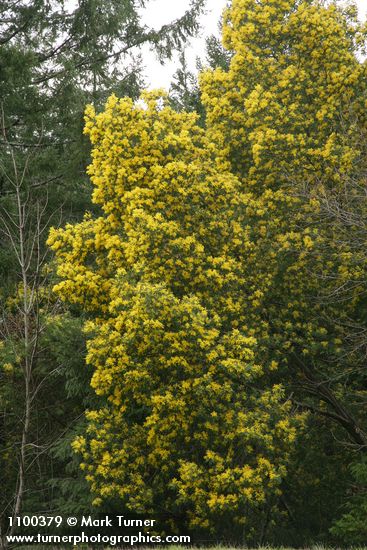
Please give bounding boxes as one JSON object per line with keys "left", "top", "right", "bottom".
{"left": 48, "top": 92, "right": 299, "bottom": 541}
{"left": 48, "top": 0, "right": 367, "bottom": 543}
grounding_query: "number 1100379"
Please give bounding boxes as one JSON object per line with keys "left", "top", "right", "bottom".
{"left": 9, "top": 516, "right": 63, "bottom": 528}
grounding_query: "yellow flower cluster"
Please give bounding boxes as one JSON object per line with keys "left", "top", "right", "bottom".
{"left": 48, "top": 91, "right": 299, "bottom": 528}
{"left": 201, "top": 0, "right": 363, "bottom": 186}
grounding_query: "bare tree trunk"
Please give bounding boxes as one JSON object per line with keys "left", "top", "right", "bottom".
{"left": 0, "top": 110, "right": 54, "bottom": 548}
{"left": 9, "top": 143, "right": 32, "bottom": 535}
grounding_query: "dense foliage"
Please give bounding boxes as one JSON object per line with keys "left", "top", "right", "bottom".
{"left": 48, "top": 91, "right": 300, "bottom": 540}
{"left": 2, "top": 0, "right": 367, "bottom": 546}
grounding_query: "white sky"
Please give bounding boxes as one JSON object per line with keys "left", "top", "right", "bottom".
{"left": 140, "top": 0, "right": 228, "bottom": 89}
{"left": 140, "top": 0, "right": 367, "bottom": 90}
